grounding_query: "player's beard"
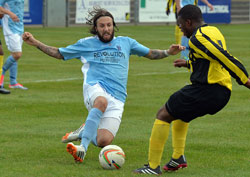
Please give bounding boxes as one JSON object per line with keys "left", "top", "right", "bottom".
{"left": 97, "top": 30, "right": 114, "bottom": 43}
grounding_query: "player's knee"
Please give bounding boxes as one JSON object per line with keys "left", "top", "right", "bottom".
{"left": 93, "top": 96, "right": 108, "bottom": 112}
{"left": 156, "top": 106, "right": 174, "bottom": 123}
{"left": 97, "top": 129, "right": 115, "bottom": 147}
{"left": 97, "top": 138, "right": 113, "bottom": 148}
{"left": 12, "top": 52, "right": 22, "bottom": 60}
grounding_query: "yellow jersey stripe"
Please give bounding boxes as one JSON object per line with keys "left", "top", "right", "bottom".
{"left": 191, "top": 29, "right": 249, "bottom": 85}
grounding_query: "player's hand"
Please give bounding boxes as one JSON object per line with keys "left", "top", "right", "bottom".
{"left": 244, "top": 77, "right": 250, "bottom": 89}
{"left": 22, "top": 32, "right": 38, "bottom": 46}
{"left": 167, "top": 44, "right": 185, "bottom": 55}
{"left": 207, "top": 3, "right": 214, "bottom": 11}
{"left": 173, "top": 59, "right": 187, "bottom": 68}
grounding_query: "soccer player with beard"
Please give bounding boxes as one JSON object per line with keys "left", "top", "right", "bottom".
{"left": 22, "top": 7, "right": 184, "bottom": 163}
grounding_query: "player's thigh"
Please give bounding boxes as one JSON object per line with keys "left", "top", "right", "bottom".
{"left": 4, "top": 34, "right": 23, "bottom": 52}
{"left": 83, "top": 84, "right": 108, "bottom": 111}
{"left": 98, "top": 117, "right": 121, "bottom": 138}
{"left": 83, "top": 83, "right": 124, "bottom": 137}
{"left": 97, "top": 93, "right": 124, "bottom": 143}
{"left": 83, "top": 83, "right": 124, "bottom": 118}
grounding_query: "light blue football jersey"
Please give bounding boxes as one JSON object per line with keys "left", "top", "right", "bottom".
{"left": 0, "top": 0, "right": 24, "bottom": 35}
{"left": 179, "top": 0, "right": 195, "bottom": 60}
{"left": 180, "top": 0, "right": 195, "bottom": 8}
{"left": 59, "top": 36, "right": 150, "bottom": 103}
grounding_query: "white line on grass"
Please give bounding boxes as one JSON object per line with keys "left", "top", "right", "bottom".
{"left": 20, "top": 70, "right": 188, "bottom": 84}
{"left": 21, "top": 77, "right": 82, "bottom": 84}
{"left": 133, "top": 70, "right": 187, "bottom": 76}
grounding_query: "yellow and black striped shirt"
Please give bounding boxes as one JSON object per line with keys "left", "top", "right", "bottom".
{"left": 187, "top": 24, "right": 249, "bottom": 91}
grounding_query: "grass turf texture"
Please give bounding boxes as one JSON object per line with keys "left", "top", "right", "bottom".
{"left": 0, "top": 24, "right": 250, "bottom": 177}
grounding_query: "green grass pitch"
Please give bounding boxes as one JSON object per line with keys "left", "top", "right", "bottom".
{"left": 0, "top": 24, "right": 250, "bottom": 177}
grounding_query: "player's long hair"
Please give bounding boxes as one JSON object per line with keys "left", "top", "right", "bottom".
{"left": 86, "top": 7, "right": 119, "bottom": 35}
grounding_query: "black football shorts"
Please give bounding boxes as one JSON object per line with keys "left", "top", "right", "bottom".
{"left": 165, "top": 84, "right": 231, "bottom": 122}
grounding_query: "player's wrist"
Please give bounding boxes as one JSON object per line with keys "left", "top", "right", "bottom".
{"left": 164, "top": 50, "right": 170, "bottom": 57}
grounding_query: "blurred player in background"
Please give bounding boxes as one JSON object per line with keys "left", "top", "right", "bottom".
{"left": 0, "top": 3, "right": 19, "bottom": 94}
{"left": 134, "top": 5, "right": 250, "bottom": 175}
{"left": 0, "top": 0, "right": 28, "bottom": 91}
{"left": 166, "top": 0, "right": 213, "bottom": 59}
{"left": 22, "top": 7, "right": 184, "bottom": 163}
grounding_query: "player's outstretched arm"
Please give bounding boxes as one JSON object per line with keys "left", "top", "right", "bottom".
{"left": 145, "top": 44, "right": 185, "bottom": 60}
{"left": 22, "top": 32, "right": 63, "bottom": 59}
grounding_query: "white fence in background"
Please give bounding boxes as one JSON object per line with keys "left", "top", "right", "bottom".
{"left": 63, "top": 0, "right": 250, "bottom": 27}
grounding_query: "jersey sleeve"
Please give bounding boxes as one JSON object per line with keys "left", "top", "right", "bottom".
{"left": 128, "top": 37, "right": 150, "bottom": 56}
{"left": 190, "top": 32, "right": 249, "bottom": 85}
{"left": 59, "top": 39, "right": 84, "bottom": 60}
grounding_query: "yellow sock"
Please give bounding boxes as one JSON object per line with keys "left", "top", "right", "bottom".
{"left": 0, "top": 55, "right": 3, "bottom": 74}
{"left": 175, "top": 25, "right": 183, "bottom": 44}
{"left": 172, "top": 119, "right": 189, "bottom": 159}
{"left": 148, "top": 119, "right": 170, "bottom": 169}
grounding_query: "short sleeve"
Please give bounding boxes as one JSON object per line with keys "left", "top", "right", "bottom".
{"left": 59, "top": 40, "right": 84, "bottom": 60}
{"left": 129, "top": 38, "right": 150, "bottom": 56}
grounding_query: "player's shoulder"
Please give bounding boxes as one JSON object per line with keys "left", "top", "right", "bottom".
{"left": 116, "top": 36, "right": 137, "bottom": 43}
{"left": 200, "top": 24, "right": 219, "bottom": 32}
{"left": 77, "top": 36, "right": 97, "bottom": 43}
{"left": 205, "top": 25, "right": 219, "bottom": 30}
{"left": 116, "top": 36, "right": 133, "bottom": 40}
{"left": 201, "top": 25, "right": 222, "bottom": 36}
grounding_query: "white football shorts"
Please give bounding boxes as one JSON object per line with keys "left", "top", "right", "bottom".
{"left": 83, "top": 83, "right": 124, "bottom": 136}
{"left": 4, "top": 33, "right": 23, "bottom": 52}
